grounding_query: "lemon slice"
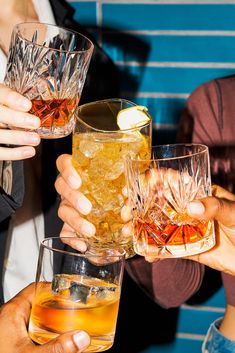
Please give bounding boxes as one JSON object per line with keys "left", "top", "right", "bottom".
{"left": 117, "top": 105, "right": 151, "bottom": 130}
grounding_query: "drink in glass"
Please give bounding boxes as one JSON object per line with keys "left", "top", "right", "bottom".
{"left": 125, "top": 144, "right": 216, "bottom": 258}
{"left": 4, "top": 22, "right": 94, "bottom": 138}
{"left": 28, "top": 237, "right": 125, "bottom": 352}
{"left": 72, "top": 98, "right": 152, "bottom": 258}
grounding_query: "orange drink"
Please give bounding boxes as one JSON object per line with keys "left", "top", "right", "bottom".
{"left": 28, "top": 237, "right": 125, "bottom": 352}
{"left": 29, "top": 275, "right": 121, "bottom": 352}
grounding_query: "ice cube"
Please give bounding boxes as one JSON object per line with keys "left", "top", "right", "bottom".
{"left": 79, "top": 139, "right": 103, "bottom": 158}
{"left": 104, "top": 160, "right": 124, "bottom": 180}
{"left": 91, "top": 285, "right": 116, "bottom": 300}
{"left": 52, "top": 274, "right": 71, "bottom": 293}
{"left": 70, "top": 282, "right": 91, "bottom": 303}
{"left": 51, "top": 274, "right": 92, "bottom": 303}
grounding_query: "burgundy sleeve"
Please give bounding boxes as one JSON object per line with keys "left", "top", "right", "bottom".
{"left": 125, "top": 256, "right": 205, "bottom": 308}
{"left": 222, "top": 272, "right": 235, "bottom": 306}
{"left": 177, "top": 80, "right": 221, "bottom": 146}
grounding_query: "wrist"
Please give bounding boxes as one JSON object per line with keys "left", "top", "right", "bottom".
{"left": 202, "top": 315, "right": 235, "bottom": 353}
{"left": 219, "top": 305, "right": 235, "bottom": 340}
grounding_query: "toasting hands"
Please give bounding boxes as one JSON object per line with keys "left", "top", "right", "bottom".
{"left": 55, "top": 154, "right": 235, "bottom": 275}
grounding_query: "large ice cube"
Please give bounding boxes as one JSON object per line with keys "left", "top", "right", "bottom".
{"left": 79, "top": 139, "right": 103, "bottom": 158}
{"left": 51, "top": 274, "right": 91, "bottom": 303}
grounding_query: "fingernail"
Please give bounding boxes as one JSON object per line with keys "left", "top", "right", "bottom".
{"left": 19, "top": 98, "right": 31, "bottom": 110}
{"left": 68, "top": 174, "right": 81, "bottom": 189}
{"left": 121, "top": 205, "right": 132, "bottom": 222}
{"left": 24, "top": 115, "right": 40, "bottom": 128}
{"left": 187, "top": 201, "right": 205, "bottom": 216}
{"left": 81, "top": 220, "right": 96, "bottom": 237}
{"left": 22, "top": 148, "right": 35, "bottom": 158}
{"left": 77, "top": 195, "right": 92, "bottom": 215}
{"left": 122, "top": 223, "right": 133, "bottom": 236}
{"left": 73, "top": 331, "right": 90, "bottom": 351}
{"left": 24, "top": 133, "right": 40, "bottom": 144}
{"left": 12, "top": 93, "right": 31, "bottom": 110}
{"left": 122, "top": 186, "right": 128, "bottom": 197}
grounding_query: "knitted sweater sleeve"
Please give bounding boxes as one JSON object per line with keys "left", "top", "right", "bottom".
{"left": 125, "top": 257, "right": 205, "bottom": 309}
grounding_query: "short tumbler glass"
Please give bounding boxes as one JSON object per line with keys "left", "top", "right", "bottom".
{"left": 28, "top": 237, "right": 125, "bottom": 352}
{"left": 4, "top": 22, "right": 94, "bottom": 138}
{"left": 125, "top": 144, "right": 216, "bottom": 258}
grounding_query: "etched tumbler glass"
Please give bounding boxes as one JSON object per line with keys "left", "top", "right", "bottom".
{"left": 4, "top": 22, "right": 94, "bottom": 138}
{"left": 125, "top": 144, "right": 216, "bottom": 258}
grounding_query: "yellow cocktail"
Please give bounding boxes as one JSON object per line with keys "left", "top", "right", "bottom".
{"left": 72, "top": 99, "right": 152, "bottom": 257}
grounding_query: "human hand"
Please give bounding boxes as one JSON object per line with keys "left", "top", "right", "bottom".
{"left": 0, "top": 84, "right": 41, "bottom": 160}
{"left": 55, "top": 154, "right": 132, "bottom": 240}
{"left": 0, "top": 283, "right": 90, "bottom": 353}
{"left": 185, "top": 185, "right": 235, "bottom": 275}
{"left": 55, "top": 154, "right": 95, "bottom": 246}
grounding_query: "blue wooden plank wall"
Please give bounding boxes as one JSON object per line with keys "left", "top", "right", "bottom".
{"left": 68, "top": 0, "right": 235, "bottom": 143}
{"left": 67, "top": 1, "right": 230, "bottom": 352}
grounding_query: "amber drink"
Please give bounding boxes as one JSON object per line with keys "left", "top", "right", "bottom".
{"left": 72, "top": 99, "right": 152, "bottom": 258}
{"left": 28, "top": 238, "right": 125, "bottom": 352}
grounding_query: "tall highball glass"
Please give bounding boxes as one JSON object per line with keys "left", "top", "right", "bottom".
{"left": 72, "top": 98, "right": 152, "bottom": 258}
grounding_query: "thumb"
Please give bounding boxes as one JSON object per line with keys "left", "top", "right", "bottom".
{"left": 36, "top": 330, "right": 90, "bottom": 353}
{"left": 187, "top": 197, "right": 235, "bottom": 229}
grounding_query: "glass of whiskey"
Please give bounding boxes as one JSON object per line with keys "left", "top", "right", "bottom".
{"left": 28, "top": 237, "right": 125, "bottom": 352}
{"left": 125, "top": 144, "right": 216, "bottom": 258}
{"left": 4, "top": 22, "right": 94, "bottom": 138}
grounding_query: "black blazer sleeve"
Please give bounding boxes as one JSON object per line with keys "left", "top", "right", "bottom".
{"left": 0, "top": 160, "right": 24, "bottom": 223}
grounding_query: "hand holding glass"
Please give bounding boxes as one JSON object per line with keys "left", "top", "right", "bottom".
{"left": 28, "top": 237, "right": 125, "bottom": 352}
{"left": 125, "top": 144, "right": 216, "bottom": 258}
{"left": 4, "top": 22, "right": 94, "bottom": 138}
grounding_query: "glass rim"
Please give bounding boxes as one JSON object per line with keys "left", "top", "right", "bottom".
{"left": 75, "top": 97, "right": 152, "bottom": 133}
{"left": 13, "top": 22, "right": 94, "bottom": 54}
{"left": 40, "top": 237, "right": 126, "bottom": 259}
{"left": 126, "top": 143, "right": 209, "bottom": 163}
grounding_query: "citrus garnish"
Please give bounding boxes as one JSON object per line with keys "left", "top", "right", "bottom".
{"left": 117, "top": 105, "right": 151, "bottom": 130}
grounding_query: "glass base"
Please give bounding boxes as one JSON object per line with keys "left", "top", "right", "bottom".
{"left": 37, "top": 116, "right": 75, "bottom": 138}
{"left": 76, "top": 234, "right": 136, "bottom": 259}
{"left": 29, "top": 323, "right": 114, "bottom": 352}
{"left": 134, "top": 234, "right": 216, "bottom": 258}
